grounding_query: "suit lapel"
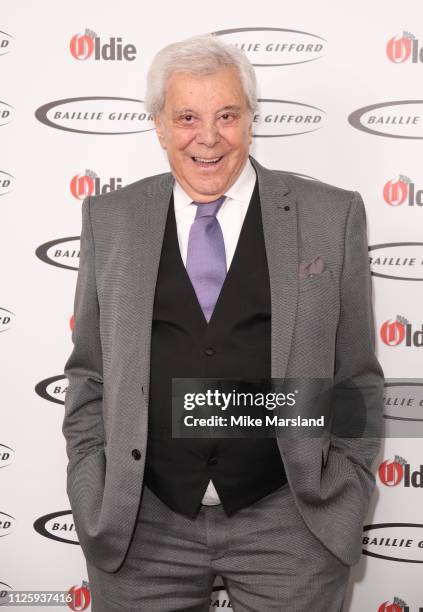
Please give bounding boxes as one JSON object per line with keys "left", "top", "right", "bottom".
{"left": 133, "top": 172, "right": 174, "bottom": 405}
{"left": 249, "top": 155, "right": 299, "bottom": 380}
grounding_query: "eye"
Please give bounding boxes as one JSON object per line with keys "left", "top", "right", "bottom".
{"left": 182, "top": 114, "right": 194, "bottom": 122}
{"left": 220, "top": 112, "right": 236, "bottom": 122}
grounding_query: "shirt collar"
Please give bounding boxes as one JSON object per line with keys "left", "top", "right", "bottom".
{"left": 173, "top": 157, "right": 256, "bottom": 212}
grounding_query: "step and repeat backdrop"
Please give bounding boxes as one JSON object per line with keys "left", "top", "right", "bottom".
{"left": 1, "top": 0, "right": 423, "bottom": 610}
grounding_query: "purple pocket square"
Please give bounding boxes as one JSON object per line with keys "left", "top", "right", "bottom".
{"left": 298, "top": 255, "right": 326, "bottom": 280}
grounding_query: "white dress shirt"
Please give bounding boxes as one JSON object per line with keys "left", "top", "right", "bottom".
{"left": 172, "top": 157, "right": 257, "bottom": 505}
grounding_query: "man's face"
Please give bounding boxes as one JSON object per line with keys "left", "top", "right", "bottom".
{"left": 154, "top": 65, "right": 253, "bottom": 202}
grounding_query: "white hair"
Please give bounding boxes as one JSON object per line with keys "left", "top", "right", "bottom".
{"left": 144, "top": 34, "right": 257, "bottom": 116}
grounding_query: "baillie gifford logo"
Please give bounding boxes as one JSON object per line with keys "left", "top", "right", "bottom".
{"left": 0, "top": 307, "right": 14, "bottom": 332}
{"left": 0, "top": 170, "right": 14, "bottom": 196}
{"left": 384, "top": 175, "right": 423, "bottom": 207}
{"left": 379, "top": 456, "right": 423, "bottom": 488}
{"left": 212, "top": 27, "right": 326, "bottom": 67}
{"left": 347, "top": 100, "right": 423, "bottom": 140}
{"left": 386, "top": 31, "right": 423, "bottom": 63}
{"left": 35, "top": 237, "right": 79, "bottom": 271}
{"left": 69, "top": 29, "right": 137, "bottom": 61}
{"left": 70, "top": 169, "right": 123, "bottom": 199}
{"left": 35, "top": 374, "right": 67, "bottom": 405}
{"left": 0, "top": 31, "right": 13, "bottom": 56}
{"left": 252, "top": 99, "right": 325, "bottom": 137}
{"left": 380, "top": 316, "right": 423, "bottom": 347}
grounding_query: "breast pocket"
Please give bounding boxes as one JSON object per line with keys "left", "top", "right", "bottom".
{"left": 297, "top": 267, "right": 338, "bottom": 317}
{"left": 298, "top": 267, "right": 333, "bottom": 294}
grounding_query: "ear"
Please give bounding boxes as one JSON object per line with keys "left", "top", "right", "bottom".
{"left": 248, "top": 120, "right": 253, "bottom": 145}
{"left": 154, "top": 114, "right": 167, "bottom": 149}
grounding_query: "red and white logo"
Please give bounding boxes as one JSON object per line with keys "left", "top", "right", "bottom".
{"left": 379, "top": 457, "right": 423, "bottom": 488}
{"left": 380, "top": 317, "right": 407, "bottom": 346}
{"left": 387, "top": 33, "right": 414, "bottom": 63}
{"left": 70, "top": 170, "right": 123, "bottom": 199}
{"left": 386, "top": 31, "right": 423, "bottom": 63}
{"left": 378, "top": 599, "right": 407, "bottom": 612}
{"left": 67, "top": 582, "right": 91, "bottom": 611}
{"left": 383, "top": 176, "right": 423, "bottom": 206}
{"left": 69, "top": 29, "right": 137, "bottom": 61}
{"left": 378, "top": 456, "right": 406, "bottom": 486}
{"left": 383, "top": 176, "right": 409, "bottom": 206}
{"left": 380, "top": 316, "right": 423, "bottom": 347}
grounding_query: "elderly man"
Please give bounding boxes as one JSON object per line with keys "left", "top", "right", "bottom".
{"left": 63, "top": 34, "right": 383, "bottom": 611}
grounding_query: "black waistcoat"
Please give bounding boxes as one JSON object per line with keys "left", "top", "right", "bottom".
{"left": 144, "top": 180, "right": 287, "bottom": 518}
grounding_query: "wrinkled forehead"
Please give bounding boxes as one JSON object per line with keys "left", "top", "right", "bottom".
{"left": 163, "top": 66, "right": 248, "bottom": 112}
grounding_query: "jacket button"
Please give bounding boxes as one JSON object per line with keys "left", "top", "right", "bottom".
{"left": 204, "top": 347, "right": 215, "bottom": 357}
{"left": 132, "top": 449, "right": 142, "bottom": 460}
{"left": 207, "top": 456, "right": 218, "bottom": 466}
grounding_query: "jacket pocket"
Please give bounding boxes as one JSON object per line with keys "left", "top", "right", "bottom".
{"left": 299, "top": 267, "right": 333, "bottom": 293}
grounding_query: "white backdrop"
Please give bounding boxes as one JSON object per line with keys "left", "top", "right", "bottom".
{"left": 1, "top": 1, "right": 423, "bottom": 610}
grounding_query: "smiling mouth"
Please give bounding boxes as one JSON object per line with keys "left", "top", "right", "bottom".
{"left": 191, "top": 156, "right": 224, "bottom": 166}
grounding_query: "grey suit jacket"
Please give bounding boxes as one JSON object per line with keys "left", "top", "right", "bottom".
{"left": 63, "top": 155, "right": 384, "bottom": 573}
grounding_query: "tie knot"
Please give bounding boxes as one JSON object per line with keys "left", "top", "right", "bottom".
{"left": 193, "top": 195, "right": 226, "bottom": 219}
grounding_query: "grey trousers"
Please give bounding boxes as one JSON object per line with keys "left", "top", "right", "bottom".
{"left": 86, "top": 483, "right": 350, "bottom": 612}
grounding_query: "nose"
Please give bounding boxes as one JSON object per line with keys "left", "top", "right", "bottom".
{"left": 195, "top": 120, "right": 220, "bottom": 147}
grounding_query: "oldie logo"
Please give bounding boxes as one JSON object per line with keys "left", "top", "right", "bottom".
{"left": 378, "top": 597, "right": 422, "bottom": 612}
{"left": 383, "top": 175, "right": 423, "bottom": 206}
{"left": 369, "top": 243, "right": 423, "bottom": 280}
{"left": 386, "top": 31, "right": 423, "bottom": 63}
{"left": 380, "top": 316, "right": 423, "bottom": 347}
{"left": 348, "top": 101, "right": 423, "bottom": 139}
{"left": 35, "top": 97, "right": 154, "bottom": 135}
{"left": 35, "top": 237, "right": 79, "bottom": 271}
{"left": 70, "top": 169, "right": 123, "bottom": 199}
{"left": 212, "top": 27, "right": 326, "bottom": 66}
{"left": 363, "top": 523, "right": 423, "bottom": 562}
{"left": 252, "top": 99, "right": 325, "bottom": 137}
{"left": 33, "top": 511, "right": 78, "bottom": 545}
{"left": 67, "top": 582, "right": 91, "bottom": 611}
{"left": 70, "top": 29, "right": 136, "bottom": 61}
{"left": 379, "top": 456, "right": 423, "bottom": 487}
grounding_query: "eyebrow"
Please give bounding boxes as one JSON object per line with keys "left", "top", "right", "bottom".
{"left": 173, "top": 105, "right": 241, "bottom": 117}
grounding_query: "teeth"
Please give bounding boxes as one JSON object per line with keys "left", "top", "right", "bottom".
{"left": 194, "top": 157, "right": 221, "bottom": 163}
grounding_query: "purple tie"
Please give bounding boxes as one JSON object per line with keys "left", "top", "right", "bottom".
{"left": 186, "top": 195, "right": 227, "bottom": 322}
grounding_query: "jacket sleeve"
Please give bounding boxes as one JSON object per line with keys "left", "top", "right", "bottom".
{"left": 330, "top": 191, "right": 384, "bottom": 478}
{"left": 62, "top": 196, "right": 105, "bottom": 482}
